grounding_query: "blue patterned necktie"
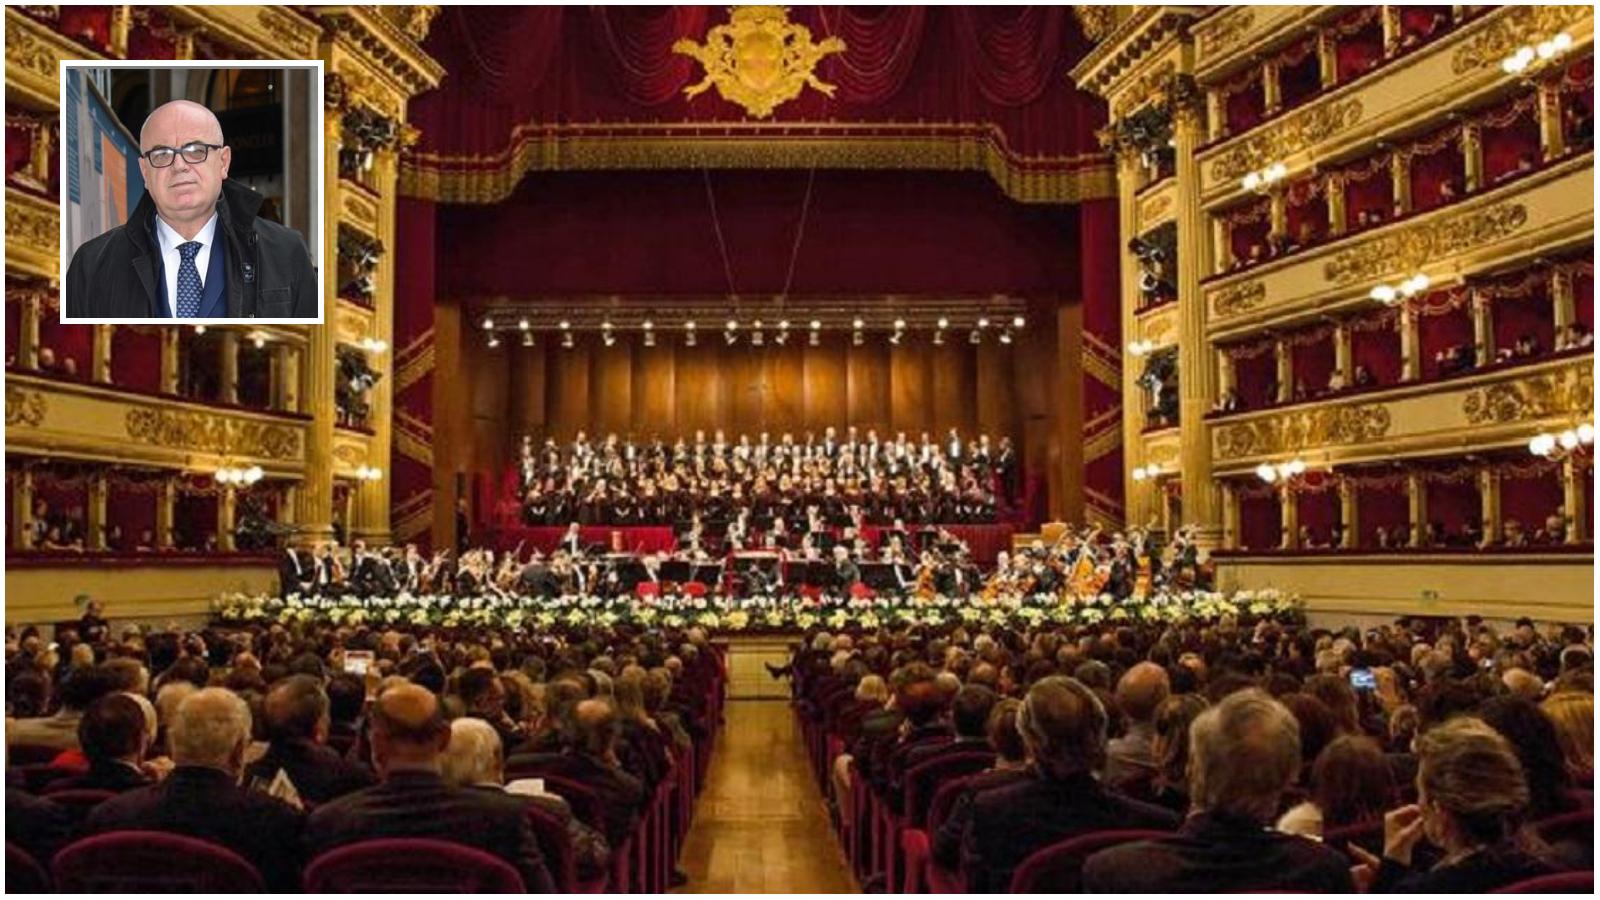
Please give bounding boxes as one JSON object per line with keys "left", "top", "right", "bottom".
{"left": 176, "top": 240, "right": 203, "bottom": 318}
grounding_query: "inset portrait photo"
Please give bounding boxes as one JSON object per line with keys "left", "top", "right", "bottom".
{"left": 60, "top": 61, "right": 324, "bottom": 323}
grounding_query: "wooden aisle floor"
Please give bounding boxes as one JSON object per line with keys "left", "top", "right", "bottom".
{"left": 674, "top": 699, "right": 859, "bottom": 893}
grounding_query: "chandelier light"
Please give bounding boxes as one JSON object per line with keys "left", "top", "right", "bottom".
{"left": 1255, "top": 457, "right": 1307, "bottom": 484}
{"left": 1529, "top": 422, "right": 1595, "bottom": 460}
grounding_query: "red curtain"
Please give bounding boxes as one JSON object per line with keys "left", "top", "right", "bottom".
{"left": 1285, "top": 176, "right": 1327, "bottom": 247}
{"left": 947, "top": 7, "right": 1067, "bottom": 107}
{"left": 1341, "top": 155, "right": 1393, "bottom": 230}
{"left": 1487, "top": 277, "right": 1554, "bottom": 360}
{"left": 1277, "top": 38, "right": 1322, "bottom": 111}
{"left": 1407, "top": 125, "right": 1464, "bottom": 213}
{"left": 1225, "top": 73, "right": 1265, "bottom": 134}
{"left": 1231, "top": 345, "right": 1278, "bottom": 409}
{"left": 1291, "top": 330, "right": 1335, "bottom": 397}
{"left": 1225, "top": 197, "right": 1271, "bottom": 266}
{"left": 1296, "top": 486, "right": 1338, "bottom": 545}
{"left": 1425, "top": 474, "right": 1480, "bottom": 538}
{"left": 1481, "top": 93, "right": 1541, "bottom": 186}
{"left": 817, "top": 6, "right": 928, "bottom": 104}
{"left": 1576, "top": 266, "right": 1594, "bottom": 332}
{"left": 37, "top": 317, "right": 92, "bottom": 380}
{"left": 1240, "top": 489, "right": 1282, "bottom": 550}
{"left": 111, "top": 329, "right": 163, "bottom": 394}
{"left": 589, "top": 7, "right": 710, "bottom": 105}
{"left": 107, "top": 483, "right": 156, "bottom": 550}
{"left": 1398, "top": 7, "right": 1452, "bottom": 46}
{"left": 1333, "top": 10, "right": 1384, "bottom": 82}
{"left": 1417, "top": 292, "right": 1473, "bottom": 379}
{"left": 1355, "top": 479, "right": 1409, "bottom": 548}
{"left": 5, "top": 119, "right": 31, "bottom": 182}
{"left": 1349, "top": 307, "right": 1402, "bottom": 386}
{"left": 1499, "top": 463, "right": 1563, "bottom": 536}
{"left": 56, "top": 6, "right": 113, "bottom": 53}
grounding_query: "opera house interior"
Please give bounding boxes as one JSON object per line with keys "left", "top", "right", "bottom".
{"left": 3, "top": 4, "right": 1594, "bottom": 894}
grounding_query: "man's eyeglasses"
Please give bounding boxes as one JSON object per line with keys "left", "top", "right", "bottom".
{"left": 141, "top": 142, "right": 224, "bottom": 168}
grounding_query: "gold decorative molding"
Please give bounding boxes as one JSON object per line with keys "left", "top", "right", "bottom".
{"left": 5, "top": 9, "right": 104, "bottom": 109}
{"left": 1215, "top": 403, "right": 1393, "bottom": 460}
{"left": 341, "top": 189, "right": 380, "bottom": 232}
{"left": 1323, "top": 202, "right": 1528, "bottom": 286}
{"left": 1462, "top": 367, "right": 1595, "bottom": 425}
{"left": 1209, "top": 98, "right": 1364, "bottom": 183}
{"left": 1210, "top": 279, "right": 1266, "bottom": 318}
{"left": 1138, "top": 189, "right": 1173, "bottom": 224}
{"left": 673, "top": 6, "right": 846, "bottom": 119}
{"left": 1073, "top": 6, "right": 1131, "bottom": 44}
{"left": 400, "top": 125, "right": 1115, "bottom": 205}
{"left": 6, "top": 385, "right": 47, "bottom": 427}
{"left": 5, "top": 187, "right": 61, "bottom": 281}
{"left": 254, "top": 7, "right": 323, "bottom": 58}
{"left": 394, "top": 343, "right": 436, "bottom": 396}
{"left": 125, "top": 408, "right": 302, "bottom": 460}
{"left": 393, "top": 426, "right": 434, "bottom": 468}
{"left": 1197, "top": 8, "right": 1256, "bottom": 59}
{"left": 1451, "top": 5, "right": 1592, "bottom": 75}
{"left": 1111, "top": 60, "right": 1177, "bottom": 118}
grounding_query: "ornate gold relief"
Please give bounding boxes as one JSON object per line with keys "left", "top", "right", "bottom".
{"left": 1197, "top": 8, "right": 1256, "bottom": 59}
{"left": 1210, "top": 280, "right": 1267, "bottom": 318}
{"left": 1452, "top": 5, "right": 1592, "bottom": 75}
{"left": 6, "top": 385, "right": 47, "bottom": 427}
{"left": 5, "top": 188, "right": 62, "bottom": 280}
{"left": 125, "top": 409, "right": 302, "bottom": 460}
{"left": 341, "top": 189, "right": 379, "bottom": 230}
{"left": 1215, "top": 403, "right": 1393, "bottom": 460}
{"left": 381, "top": 5, "right": 442, "bottom": 44}
{"left": 674, "top": 6, "right": 846, "bottom": 119}
{"left": 1323, "top": 203, "right": 1528, "bottom": 285}
{"left": 1112, "top": 61, "right": 1177, "bottom": 118}
{"left": 1209, "top": 98, "right": 1364, "bottom": 183}
{"left": 255, "top": 8, "right": 321, "bottom": 58}
{"left": 1462, "top": 366, "right": 1595, "bottom": 425}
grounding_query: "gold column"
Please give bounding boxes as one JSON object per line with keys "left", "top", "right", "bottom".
{"left": 294, "top": 109, "right": 342, "bottom": 546}
{"left": 1274, "top": 339, "right": 1293, "bottom": 403}
{"left": 278, "top": 484, "right": 298, "bottom": 529}
{"left": 1212, "top": 216, "right": 1233, "bottom": 272}
{"left": 29, "top": 120, "right": 54, "bottom": 185}
{"left": 1217, "top": 348, "right": 1237, "bottom": 398}
{"left": 13, "top": 469, "right": 36, "bottom": 551}
{"left": 87, "top": 471, "right": 108, "bottom": 552}
{"left": 1478, "top": 467, "right": 1501, "bottom": 546}
{"left": 1338, "top": 476, "right": 1359, "bottom": 549}
{"left": 1262, "top": 60, "right": 1282, "bottom": 117}
{"left": 1461, "top": 123, "right": 1483, "bottom": 194}
{"left": 1471, "top": 289, "right": 1493, "bottom": 367}
{"left": 91, "top": 325, "right": 113, "bottom": 384}
{"left": 353, "top": 149, "right": 398, "bottom": 546}
{"left": 1317, "top": 29, "right": 1338, "bottom": 88}
{"left": 1399, "top": 305, "right": 1421, "bottom": 381}
{"left": 1390, "top": 151, "right": 1411, "bottom": 217}
{"left": 1407, "top": 471, "right": 1428, "bottom": 547}
{"left": 1173, "top": 94, "right": 1221, "bottom": 544}
{"left": 156, "top": 476, "right": 177, "bottom": 550}
{"left": 1326, "top": 173, "right": 1348, "bottom": 237}
{"left": 1563, "top": 458, "right": 1588, "bottom": 544}
{"left": 1552, "top": 268, "right": 1576, "bottom": 332}
{"left": 19, "top": 293, "right": 41, "bottom": 370}
{"left": 219, "top": 330, "right": 239, "bottom": 405}
{"left": 279, "top": 345, "right": 302, "bottom": 413}
{"left": 159, "top": 328, "right": 181, "bottom": 393}
{"left": 110, "top": 6, "right": 132, "bottom": 57}
{"left": 1220, "top": 481, "right": 1240, "bottom": 550}
{"left": 1268, "top": 187, "right": 1287, "bottom": 240}
{"left": 1538, "top": 79, "right": 1566, "bottom": 162}
{"left": 1333, "top": 322, "right": 1353, "bottom": 385}
{"left": 1381, "top": 5, "right": 1401, "bottom": 58}
{"left": 1205, "top": 89, "right": 1226, "bottom": 143}
{"left": 1280, "top": 484, "right": 1299, "bottom": 549}
{"left": 1117, "top": 148, "right": 1151, "bottom": 526}
{"left": 218, "top": 486, "right": 237, "bottom": 552}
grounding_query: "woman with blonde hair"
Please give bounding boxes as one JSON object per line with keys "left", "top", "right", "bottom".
{"left": 1351, "top": 717, "right": 1555, "bottom": 892}
{"left": 1540, "top": 691, "right": 1593, "bottom": 784}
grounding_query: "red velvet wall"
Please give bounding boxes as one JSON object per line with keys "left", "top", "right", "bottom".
{"left": 1408, "top": 132, "right": 1463, "bottom": 213}
{"left": 1233, "top": 348, "right": 1278, "bottom": 409}
{"left": 1418, "top": 300, "right": 1473, "bottom": 379}
{"left": 1356, "top": 481, "right": 1409, "bottom": 547}
{"left": 1334, "top": 12, "right": 1384, "bottom": 82}
{"left": 1425, "top": 477, "right": 1480, "bottom": 536}
{"left": 1350, "top": 312, "right": 1402, "bottom": 386}
{"left": 1292, "top": 333, "right": 1335, "bottom": 396}
{"left": 1297, "top": 487, "right": 1338, "bottom": 544}
{"left": 1500, "top": 466, "right": 1563, "bottom": 534}
{"left": 437, "top": 169, "right": 1080, "bottom": 297}
{"left": 1240, "top": 490, "right": 1282, "bottom": 550}
{"left": 1577, "top": 269, "right": 1594, "bottom": 332}
{"left": 1481, "top": 96, "right": 1542, "bottom": 185}
{"left": 1491, "top": 290, "right": 1554, "bottom": 358}
{"left": 107, "top": 486, "right": 156, "bottom": 549}
{"left": 111, "top": 329, "right": 164, "bottom": 394}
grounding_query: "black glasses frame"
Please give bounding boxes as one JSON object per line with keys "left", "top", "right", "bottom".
{"left": 141, "top": 142, "right": 225, "bottom": 168}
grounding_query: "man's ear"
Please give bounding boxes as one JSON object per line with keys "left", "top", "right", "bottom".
{"left": 218, "top": 145, "right": 231, "bottom": 179}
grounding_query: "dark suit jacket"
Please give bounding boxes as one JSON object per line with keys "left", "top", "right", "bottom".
{"left": 1369, "top": 842, "right": 1555, "bottom": 893}
{"left": 85, "top": 765, "right": 304, "bottom": 892}
{"left": 304, "top": 769, "right": 553, "bottom": 893}
{"left": 6, "top": 787, "right": 73, "bottom": 868}
{"left": 1081, "top": 810, "right": 1354, "bottom": 894}
{"left": 65, "top": 179, "right": 317, "bottom": 319}
{"left": 850, "top": 708, "right": 904, "bottom": 782}
{"left": 932, "top": 766, "right": 1031, "bottom": 870}
{"left": 243, "top": 738, "right": 377, "bottom": 807}
{"left": 43, "top": 759, "right": 152, "bottom": 794}
{"left": 963, "top": 769, "right": 1181, "bottom": 893}
{"left": 505, "top": 750, "right": 645, "bottom": 847}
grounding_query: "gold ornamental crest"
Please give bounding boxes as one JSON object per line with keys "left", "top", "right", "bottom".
{"left": 674, "top": 6, "right": 846, "bottom": 119}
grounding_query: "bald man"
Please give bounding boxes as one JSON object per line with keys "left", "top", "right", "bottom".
{"left": 66, "top": 99, "right": 316, "bottom": 319}
{"left": 1104, "top": 661, "right": 1171, "bottom": 790}
{"left": 305, "top": 683, "right": 554, "bottom": 891}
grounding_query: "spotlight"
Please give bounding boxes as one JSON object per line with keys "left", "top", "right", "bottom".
{"left": 251, "top": 333, "right": 266, "bottom": 349}
{"left": 852, "top": 317, "right": 864, "bottom": 330}
{"left": 558, "top": 320, "right": 570, "bottom": 331}
{"left": 1369, "top": 285, "right": 1398, "bottom": 304}
{"left": 977, "top": 317, "right": 990, "bottom": 329}
{"left": 519, "top": 318, "right": 529, "bottom": 331}
{"left": 482, "top": 317, "right": 494, "bottom": 330}
{"left": 809, "top": 319, "right": 821, "bottom": 331}
{"left": 726, "top": 319, "right": 739, "bottom": 331}
{"left": 778, "top": 320, "right": 790, "bottom": 330}
{"left": 1012, "top": 315, "right": 1026, "bottom": 329}
{"left": 893, "top": 318, "right": 906, "bottom": 330}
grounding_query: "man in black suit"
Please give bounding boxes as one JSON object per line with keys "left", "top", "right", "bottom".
{"left": 506, "top": 697, "right": 646, "bottom": 848}
{"left": 1082, "top": 689, "right": 1354, "bottom": 893}
{"left": 5, "top": 788, "right": 72, "bottom": 871}
{"left": 85, "top": 688, "right": 304, "bottom": 891}
{"left": 279, "top": 545, "right": 313, "bottom": 596}
{"left": 932, "top": 697, "right": 1030, "bottom": 870}
{"left": 900, "top": 683, "right": 996, "bottom": 773}
{"left": 961, "top": 676, "right": 1180, "bottom": 892}
{"left": 42, "top": 694, "right": 153, "bottom": 793}
{"left": 243, "top": 675, "right": 375, "bottom": 806}
{"left": 305, "top": 683, "right": 554, "bottom": 892}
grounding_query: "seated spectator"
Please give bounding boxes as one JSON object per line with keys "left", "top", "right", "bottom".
{"left": 1326, "top": 368, "right": 1347, "bottom": 394}
{"left": 243, "top": 675, "right": 376, "bottom": 807}
{"left": 1104, "top": 662, "right": 1170, "bottom": 792}
{"left": 42, "top": 693, "right": 154, "bottom": 793}
{"left": 1352, "top": 363, "right": 1375, "bottom": 388}
{"left": 444, "top": 717, "right": 609, "bottom": 880}
{"left": 456, "top": 666, "right": 525, "bottom": 753}
{"left": 1277, "top": 734, "right": 1395, "bottom": 838}
{"left": 961, "top": 676, "right": 1179, "bottom": 892}
{"left": 86, "top": 688, "right": 304, "bottom": 891}
{"left": 1351, "top": 717, "right": 1558, "bottom": 892}
{"left": 1554, "top": 321, "right": 1593, "bottom": 351}
{"left": 1214, "top": 388, "right": 1241, "bottom": 413}
{"left": 8, "top": 664, "right": 118, "bottom": 752}
{"left": 932, "top": 697, "right": 1029, "bottom": 869}
{"left": 1083, "top": 689, "right": 1353, "bottom": 893}
{"left": 1540, "top": 691, "right": 1593, "bottom": 784}
{"left": 506, "top": 697, "right": 647, "bottom": 848}
{"left": 1126, "top": 693, "right": 1208, "bottom": 814}
{"left": 901, "top": 683, "right": 996, "bottom": 772}
{"left": 5, "top": 788, "right": 73, "bottom": 870}
{"left": 1478, "top": 695, "right": 1580, "bottom": 821}
{"left": 612, "top": 667, "right": 671, "bottom": 791}
{"left": 305, "top": 682, "right": 553, "bottom": 892}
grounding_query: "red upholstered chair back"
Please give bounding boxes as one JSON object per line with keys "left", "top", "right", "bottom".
{"left": 52, "top": 830, "right": 266, "bottom": 893}
{"left": 1007, "top": 828, "right": 1173, "bottom": 894}
{"left": 1489, "top": 871, "right": 1595, "bottom": 893}
{"left": 903, "top": 752, "right": 996, "bottom": 827}
{"left": 1533, "top": 807, "right": 1592, "bottom": 860}
{"left": 925, "top": 775, "right": 974, "bottom": 837}
{"left": 7, "top": 743, "right": 63, "bottom": 765}
{"left": 35, "top": 788, "right": 117, "bottom": 827}
{"left": 501, "top": 768, "right": 604, "bottom": 834}
{"left": 7, "top": 842, "right": 50, "bottom": 893}
{"left": 303, "top": 838, "right": 525, "bottom": 893}
{"left": 525, "top": 805, "right": 578, "bottom": 892}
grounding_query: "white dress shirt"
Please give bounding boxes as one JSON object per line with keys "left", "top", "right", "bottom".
{"left": 154, "top": 211, "right": 218, "bottom": 317}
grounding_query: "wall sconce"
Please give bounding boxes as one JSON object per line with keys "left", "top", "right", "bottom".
{"left": 1503, "top": 32, "right": 1572, "bottom": 74}
{"left": 1529, "top": 422, "right": 1595, "bottom": 460}
{"left": 354, "top": 465, "right": 383, "bottom": 482}
{"left": 1131, "top": 464, "right": 1168, "bottom": 482}
{"left": 1127, "top": 339, "right": 1158, "bottom": 357}
{"left": 1241, "top": 162, "right": 1288, "bottom": 193}
{"left": 216, "top": 465, "right": 264, "bottom": 486}
{"left": 1255, "top": 458, "right": 1307, "bottom": 483}
{"left": 1369, "top": 273, "right": 1431, "bottom": 305}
